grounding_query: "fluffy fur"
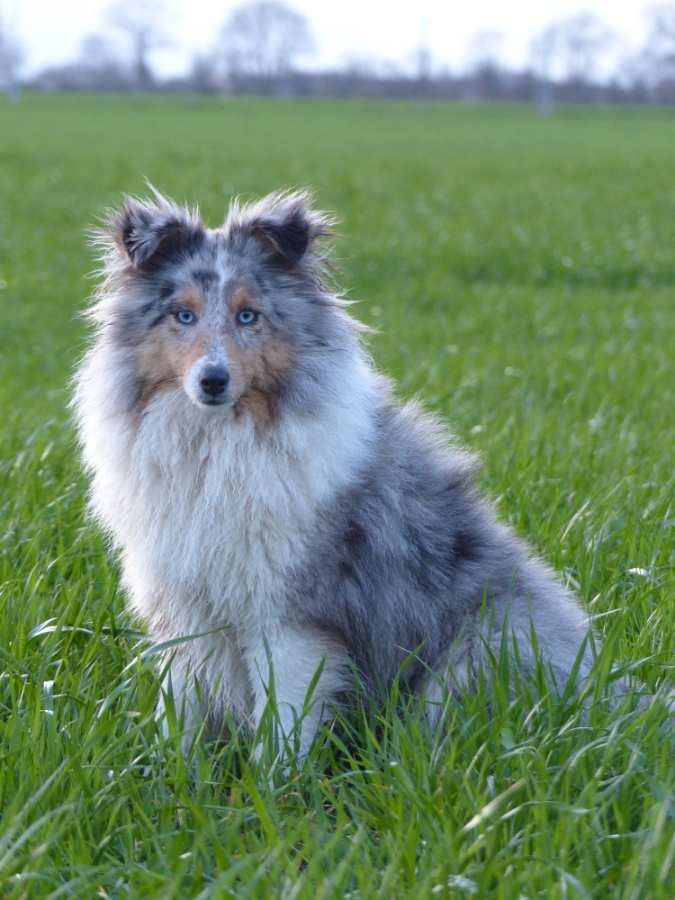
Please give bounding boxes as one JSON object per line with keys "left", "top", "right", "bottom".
{"left": 74, "top": 188, "right": 601, "bottom": 757}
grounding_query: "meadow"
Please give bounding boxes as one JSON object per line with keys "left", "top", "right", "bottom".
{"left": 1, "top": 94, "right": 675, "bottom": 898}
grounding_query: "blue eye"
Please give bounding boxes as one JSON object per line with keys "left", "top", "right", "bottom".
{"left": 238, "top": 309, "right": 258, "bottom": 325}
{"left": 176, "top": 310, "right": 195, "bottom": 325}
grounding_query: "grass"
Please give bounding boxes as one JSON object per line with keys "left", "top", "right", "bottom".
{"left": 1, "top": 94, "right": 675, "bottom": 898}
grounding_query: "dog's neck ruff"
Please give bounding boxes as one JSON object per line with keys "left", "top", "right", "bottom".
{"left": 80, "top": 348, "right": 378, "bottom": 634}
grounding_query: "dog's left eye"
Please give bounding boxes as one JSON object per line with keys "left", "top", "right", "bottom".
{"left": 237, "top": 309, "right": 259, "bottom": 325}
{"left": 176, "top": 310, "right": 195, "bottom": 325}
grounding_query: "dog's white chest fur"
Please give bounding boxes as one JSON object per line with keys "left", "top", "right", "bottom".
{"left": 82, "top": 357, "right": 376, "bottom": 641}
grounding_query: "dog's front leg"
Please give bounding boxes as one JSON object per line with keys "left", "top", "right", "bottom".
{"left": 244, "top": 624, "right": 348, "bottom": 760}
{"left": 157, "top": 635, "right": 253, "bottom": 757}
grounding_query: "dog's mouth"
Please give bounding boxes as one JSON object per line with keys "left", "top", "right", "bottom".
{"left": 193, "top": 393, "right": 231, "bottom": 408}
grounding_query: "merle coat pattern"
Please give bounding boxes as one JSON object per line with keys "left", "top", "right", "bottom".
{"left": 74, "top": 188, "right": 597, "bottom": 756}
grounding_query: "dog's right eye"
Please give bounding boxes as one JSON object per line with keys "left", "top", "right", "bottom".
{"left": 176, "top": 310, "right": 195, "bottom": 325}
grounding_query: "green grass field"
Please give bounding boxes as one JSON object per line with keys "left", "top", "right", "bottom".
{"left": 2, "top": 94, "right": 675, "bottom": 898}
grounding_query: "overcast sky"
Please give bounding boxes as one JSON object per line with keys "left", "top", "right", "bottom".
{"left": 3, "top": 0, "right": 652, "bottom": 77}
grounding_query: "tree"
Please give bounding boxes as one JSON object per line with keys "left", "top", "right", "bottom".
{"left": 219, "top": 1, "right": 314, "bottom": 82}
{"left": 531, "top": 11, "right": 613, "bottom": 86}
{"left": 465, "top": 28, "right": 505, "bottom": 74}
{"left": 106, "top": 0, "right": 172, "bottom": 90}
{"left": 463, "top": 29, "right": 506, "bottom": 101}
{"left": 185, "top": 53, "right": 223, "bottom": 94}
{"left": 0, "top": 4, "right": 22, "bottom": 102}
{"left": 529, "top": 10, "right": 613, "bottom": 108}
{"left": 642, "top": 3, "right": 675, "bottom": 82}
{"left": 29, "top": 36, "right": 131, "bottom": 93}
{"left": 80, "top": 35, "right": 123, "bottom": 72}
{"left": 558, "top": 11, "right": 614, "bottom": 84}
{"left": 79, "top": 35, "right": 131, "bottom": 90}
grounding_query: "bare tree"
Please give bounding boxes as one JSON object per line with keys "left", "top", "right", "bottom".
{"left": 558, "top": 11, "right": 614, "bottom": 84}
{"left": 219, "top": 1, "right": 314, "bottom": 82}
{"left": 80, "top": 35, "right": 122, "bottom": 71}
{"left": 530, "top": 11, "right": 614, "bottom": 106}
{"left": 106, "top": 0, "right": 172, "bottom": 90}
{"left": 79, "top": 34, "right": 131, "bottom": 89}
{"left": 29, "top": 35, "right": 132, "bottom": 92}
{"left": 416, "top": 17, "right": 431, "bottom": 82}
{"left": 642, "top": 3, "right": 675, "bottom": 83}
{"left": 532, "top": 11, "right": 614, "bottom": 85}
{"left": 185, "top": 52, "right": 223, "bottom": 94}
{"left": 0, "top": 3, "right": 21, "bottom": 101}
{"left": 463, "top": 28, "right": 506, "bottom": 101}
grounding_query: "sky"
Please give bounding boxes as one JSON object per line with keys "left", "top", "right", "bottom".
{"left": 2, "top": 0, "right": 653, "bottom": 78}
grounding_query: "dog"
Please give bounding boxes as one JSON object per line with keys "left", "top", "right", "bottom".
{"left": 73, "top": 187, "right": 601, "bottom": 758}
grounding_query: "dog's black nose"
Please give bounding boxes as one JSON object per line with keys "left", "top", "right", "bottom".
{"left": 199, "top": 364, "right": 230, "bottom": 397}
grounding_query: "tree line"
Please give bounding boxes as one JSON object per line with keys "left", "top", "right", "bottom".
{"left": 3, "top": 0, "right": 675, "bottom": 105}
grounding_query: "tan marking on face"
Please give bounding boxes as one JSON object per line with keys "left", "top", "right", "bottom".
{"left": 133, "top": 314, "right": 212, "bottom": 409}
{"left": 230, "top": 285, "right": 257, "bottom": 316}
{"left": 229, "top": 333, "right": 295, "bottom": 425}
{"left": 179, "top": 284, "right": 206, "bottom": 315}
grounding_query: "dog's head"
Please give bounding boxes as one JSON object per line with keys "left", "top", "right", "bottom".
{"left": 95, "top": 188, "right": 348, "bottom": 422}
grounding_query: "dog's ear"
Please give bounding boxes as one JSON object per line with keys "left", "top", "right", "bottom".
{"left": 251, "top": 208, "right": 311, "bottom": 264}
{"left": 228, "top": 190, "right": 336, "bottom": 268}
{"left": 108, "top": 194, "right": 205, "bottom": 269}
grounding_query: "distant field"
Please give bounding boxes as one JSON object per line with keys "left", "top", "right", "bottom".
{"left": 1, "top": 94, "right": 675, "bottom": 898}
